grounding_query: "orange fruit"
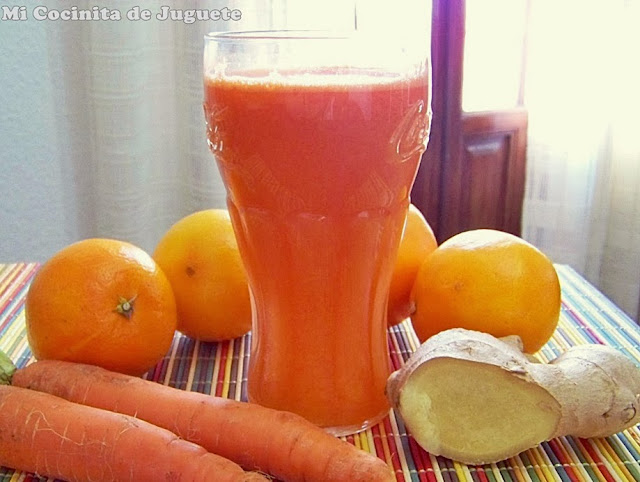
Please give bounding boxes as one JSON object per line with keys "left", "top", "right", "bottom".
{"left": 153, "top": 209, "right": 251, "bottom": 341}
{"left": 25, "top": 238, "right": 177, "bottom": 375}
{"left": 387, "top": 204, "right": 438, "bottom": 326}
{"left": 410, "top": 229, "right": 561, "bottom": 353}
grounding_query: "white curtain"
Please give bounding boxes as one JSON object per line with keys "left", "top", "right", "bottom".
{"left": 38, "top": 0, "right": 273, "bottom": 255}
{"left": 522, "top": 0, "right": 640, "bottom": 320}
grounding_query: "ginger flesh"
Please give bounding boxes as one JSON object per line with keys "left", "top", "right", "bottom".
{"left": 397, "top": 357, "right": 560, "bottom": 465}
{"left": 386, "top": 328, "right": 640, "bottom": 465}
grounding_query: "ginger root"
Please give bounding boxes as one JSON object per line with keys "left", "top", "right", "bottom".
{"left": 386, "top": 328, "right": 640, "bottom": 465}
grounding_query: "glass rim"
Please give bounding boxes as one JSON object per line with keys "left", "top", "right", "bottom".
{"left": 204, "top": 29, "right": 359, "bottom": 42}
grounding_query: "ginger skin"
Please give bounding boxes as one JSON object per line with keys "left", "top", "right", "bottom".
{"left": 386, "top": 328, "right": 640, "bottom": 465}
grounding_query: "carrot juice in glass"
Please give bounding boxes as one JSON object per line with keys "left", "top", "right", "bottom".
{"left": 203, "top": 31, "right": 431, "bottom": 435}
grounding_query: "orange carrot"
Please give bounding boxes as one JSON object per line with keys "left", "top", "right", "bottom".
{"left": 13, "top": 360, "right": 395, "bottom": 482}
{"left": 0, "top": 384, "right": 266, "bottom": 482}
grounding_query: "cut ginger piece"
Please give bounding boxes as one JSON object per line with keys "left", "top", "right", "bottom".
{"left": 386, "top": 328, "right": 640, "bottom": 465}
{"left": 395, "top": 358, "right": 560, "bottom": 465}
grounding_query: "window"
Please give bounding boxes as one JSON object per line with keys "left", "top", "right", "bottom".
{"left": 462, "top": 0, "right": 528, "bottom": 112}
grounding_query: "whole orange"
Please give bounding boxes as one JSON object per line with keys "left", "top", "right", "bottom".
{"left": 387, "top": 204, "right": 438, "bottom": 326}
{"left": 25, "top": 238, "right": 177, "bottom": 375}
{"left": 153, "top": 209, "right": 252, "bottom": 342}
{"left": 410, "top": 229, "right": 561, "bottom": 353}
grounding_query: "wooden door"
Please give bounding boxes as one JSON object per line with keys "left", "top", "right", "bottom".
{"left": 412, "top": 0, "right": 529, "bottom": 243}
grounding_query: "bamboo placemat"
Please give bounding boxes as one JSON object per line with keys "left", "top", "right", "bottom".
{"left": 1, "top": 262, "right": 640, "bottom": 481}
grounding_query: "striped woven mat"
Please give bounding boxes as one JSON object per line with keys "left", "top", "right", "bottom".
{"left": 1, "top": 262, "right": 640, "bottom": 482}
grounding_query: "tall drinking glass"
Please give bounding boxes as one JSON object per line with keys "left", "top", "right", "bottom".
{"left": 204, "top": 31, "right": 431, "bottom": 435}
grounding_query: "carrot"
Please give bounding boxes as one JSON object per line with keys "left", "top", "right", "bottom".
{"left": 0, "top": 384, "right": 266, "bottom": 482}
{"left": 12, "top": 360, "right": 395, "bottom": 482}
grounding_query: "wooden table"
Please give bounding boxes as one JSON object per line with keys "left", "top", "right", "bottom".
{"left": 1, "top": 262, "right": 640, "bottom": 481}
